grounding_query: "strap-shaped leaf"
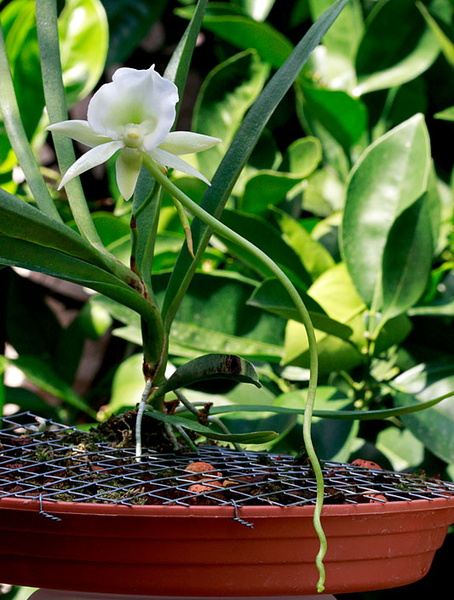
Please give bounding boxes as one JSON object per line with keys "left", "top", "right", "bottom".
{"left": 145, "top": 409, "right": 277, "bottom": 444}
{"left": 0, "top": 188, "right": 107, "bottom": 268}
{"left": 156, "top": 353, "right": 261, "bottom": 397}
{"left": 206, "top": 392, "right": 454, "bottom": 420}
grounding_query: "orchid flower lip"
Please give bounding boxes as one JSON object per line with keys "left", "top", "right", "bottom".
{"left": 47, "top": 65, "right": 221, "bottom": 200}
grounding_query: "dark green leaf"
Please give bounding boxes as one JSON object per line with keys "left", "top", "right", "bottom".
{"left": 103, "top": 0, "right": 167, "bottom": 65}
{"left": 176, "top": 3, "right": 293, "bottom": 69}
{"left": 354, "top": 0, "right": 440, "bottom": 95}
{"left": 156, "top": 353, "right": 261, "bottom": 396}
{"left": 381, "top": 194, "right": 434, "bottom": 320}
{"left": 145, "top": 409, "right": 278, "bottom": 444}
{"left": 192, "top": 50, "right": 270, "bottom": 180}
{"left": 300, "top": 86, "right": 367, "bottom": 151}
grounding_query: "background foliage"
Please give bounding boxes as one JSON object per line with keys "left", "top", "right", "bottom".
{"left": 0, "top": 0, "right": 453, "bottom": 598}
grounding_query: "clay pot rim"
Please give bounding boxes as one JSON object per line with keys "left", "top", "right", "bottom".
{"left": 2, "top": 494, "right": 454, "bottom": 517}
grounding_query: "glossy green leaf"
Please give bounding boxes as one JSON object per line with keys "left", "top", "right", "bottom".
{"left": 354, "top": 0, "right": 440, "bottom": 96}
{"left": 177, "top": 3, "right": 293, "bottom": 69}
{"left": 145, "top": 409, "right": 278, "bottom": 444}
{"left": 300, "top": 86, "right": 367, "bottom": 151}
{"left": 240, "top": 172, "right": 301, "bottom": 215}
{"left": 108, "top": 353, "right": 144, "bottom": 414}
{"left": 392, "top": 361, "right": 454, "bottom": 463}
{"left": 58, "top": 0, "right": 108, "bottom": 106}
{"left": 376, "top": 427, "right": 425, "bottom": 471}
{"left": 156, "top": 354, "right": 261, "bottom": 396}
{"left": 248, "top": 278, "right": 353, "bottom": 341}
{"left": 192, "top": 50, "right": 270, "bottom": 180}
{"left": 169, "top": 321, "right": 283, "bottom": 362}
{"left": 234, "top": 0, "right": 275, "bottom": 22}
{"left": 342, "top": 114, "right": 431, "bottom": 308}
{"left": 220, "top": 209, "right": 312, "bottom": 288}
{"left": 381, "top": 194, "right": 434, "bottom": 320}
{"left": 284, "top": 137, "right": 323, "bottom": 178}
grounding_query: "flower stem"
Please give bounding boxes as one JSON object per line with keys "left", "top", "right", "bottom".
{"left": 144, "top": 156, "right": 327, "bottom": 591}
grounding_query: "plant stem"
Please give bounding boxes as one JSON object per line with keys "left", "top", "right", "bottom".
{"left": 144, "top": 156, "right": 327, "bottom": 591}
{"left": 0, "top": 25, "right": 62, "bottom": 222}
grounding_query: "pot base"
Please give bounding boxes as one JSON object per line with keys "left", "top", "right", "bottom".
{"left": 1, "top": 498, "right": 454, "bottom": 596}
{"left": 30, "top": 591, "right": 337, "bottom": 600}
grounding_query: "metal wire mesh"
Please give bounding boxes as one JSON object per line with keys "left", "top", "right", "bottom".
{"left": 1, "top": 412, "right": 454, "bottom": 508}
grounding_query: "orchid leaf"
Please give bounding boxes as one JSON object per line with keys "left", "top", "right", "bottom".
{"left": 0, "top": 188, "right": 107, "bottom": 268}
{"left": 205, "top": 390, "right": 454, "bottom": 421}
{"left": 156, "top": 354, "right": 261, "bottom": 397}
{"left": 145, "top": 409, "right": 278, "bottom": 444}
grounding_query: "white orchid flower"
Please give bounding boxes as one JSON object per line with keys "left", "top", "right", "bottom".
{"left": 47, "top": 65, "right": 220, "bottom": 200}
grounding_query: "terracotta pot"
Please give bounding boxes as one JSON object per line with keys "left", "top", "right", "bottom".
{"left": 1, "top": 495, "right": 454, "bottom": 596}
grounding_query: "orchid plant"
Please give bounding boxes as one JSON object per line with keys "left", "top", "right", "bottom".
{"left": 2, "top": 0, "right": 452, "bottom": 594}
{"left": 0, "top": 0, "right": 355, "bottom": 591}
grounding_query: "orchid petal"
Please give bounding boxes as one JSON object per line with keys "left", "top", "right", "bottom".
{"left": 88, "top": 65, "right": 178, "bottom": 149}
{"left": 58, "top": 141, "right": 123, "bottom": 189}
{"left": 155, "top": 131, "right": 221, "bottom": 155}
{"left": 116, "top": 148, "right": 143, "bottom": 200}
{"left": 149, "top": 148, "right": 210, "bottom": 185}
{"left": 47, "top": 120, "right": 112, "bottom": 147}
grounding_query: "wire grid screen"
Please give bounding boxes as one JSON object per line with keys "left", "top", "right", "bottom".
{"left": 1, "top": 412, "right": 454, "bottom": 508}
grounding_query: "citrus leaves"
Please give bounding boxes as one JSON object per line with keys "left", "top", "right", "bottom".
{"left": 341, "top": 114, "right": 439, "bottom": 337}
